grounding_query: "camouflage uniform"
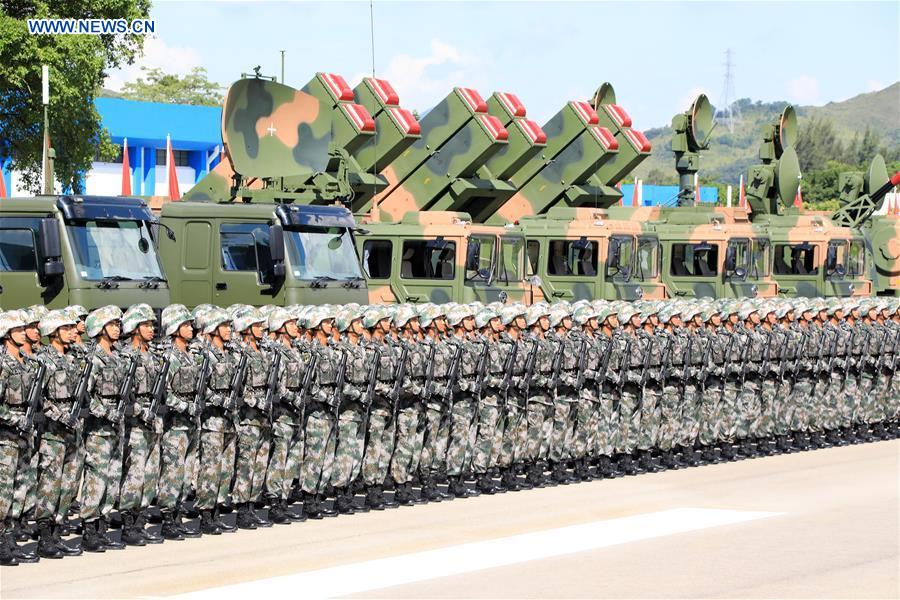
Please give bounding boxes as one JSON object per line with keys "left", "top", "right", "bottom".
{"left": 523, "top": 332, "right": 556, "bottom": 479}
{"left": 266, "top": 340, "right": 309, "bottom": 503}
{"left": 417, "top": 336, "right": 454, "bottom": 494}
{"left": 547, "top": 329, "right": 581, "bottom": 480}
{"left": 445, "top": 336, "right": 478, "bottom": 482}
{"left": 301, "top": 343, "right": 340, "bottom": 496}
{"left": 118, "top": 344, "right": 162, "bottom": 513}
{"left": 389, "top": 337, "right": 425, "bottom": 491}
{"left": 0, "top": 349, "right": 37, "bottom": 545}
{"left": 327, "top": 339, "right": 367, "bottom": 503}
{"left": 231, "top": 340, "right": 272, "bottom": 506}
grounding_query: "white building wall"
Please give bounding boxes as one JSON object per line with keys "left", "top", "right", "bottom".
{"left": 154, "top": 165, "right": 196, "bottom": 196}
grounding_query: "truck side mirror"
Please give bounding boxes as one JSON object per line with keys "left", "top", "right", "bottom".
{"left": 725, "top": 246, "right": 736, "bottom": 271}
{"left": 39, "top": 218, "right": 64, "bottom": 277}
{"left": 268, "top": 224, "right": 286, "bottom": 278}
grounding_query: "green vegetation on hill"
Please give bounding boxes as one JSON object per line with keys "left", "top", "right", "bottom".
{"left": 631, "top": 83, "right": 900, "bottom": 209}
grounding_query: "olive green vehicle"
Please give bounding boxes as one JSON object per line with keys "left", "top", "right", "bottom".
{"left": 159, "top": 72, "right": 421, "bottom": 308}
{"left": 0, "top": 194, "right": 170, "bottom": 310}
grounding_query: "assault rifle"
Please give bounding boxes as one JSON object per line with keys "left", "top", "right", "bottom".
{"left": 228, "top": 351, "right": 249, "bottom": 412}
{"left": 356, "top": 345, "right": 383, "bottom": 486}
{"left": 548, "top": 338, "right": 566, "bottom": 392}
{"left": 574, "top": 338, "right": 589, "bottom": 390}
{"left": 614, "top": 337, "right": 632, "bottom": 413}
{"left": 422, "top": 342, "right": 438, "bottom": 401}
{"left": 297, "top": 351, "right": 318, "bottom": 427}
{"left": 595, "top": 336, "right": 615, "bottom": 391}
{"left": 791, "top": 331, "right": 809, "bottom": 382}
{"left": 22, "top": 361, "right": 46, "bottom": 434}
{"left": 717, "top": 332, "right": 737, "bottom": 404}
{"left": 841, "top": 329, "right": 870, "bottom": 392}
{"left": 521, "top": 339, "right": 539, "bottom": 398}
{"left": 680, "top": 334, "right": 694, "bottom": 395}
{"left": 331, "top": 349, "right": 348, "bottom": 408}
{"left": 145, "top": 353, "right": 172, "bottom": 424}
{"left": 737, "top": 333, "right": 752, "bottom": 386}
{"left": 442, "top": 342, "right": 463, "bottom": 405}
{"left": 265, "top": 350, "right": 283, "bottom": 420}
{"left": 760, "top": 329, "right": 775, "bottom": 377}
{"left": 777, "top": 330, "right": 791, "bottom": 382}
{"left": 697, "top": 332, "right": 713, "bottom": 389}
{"left": 638, "top": 335, "right": 654, "bottom": 390}
{"left": 67, "top": 357, "right": 93, "bottom": 427}
{"left": 193, "top": 351, "right": 211, "bottom": 420}
{"left": 114, "top": 355, "right": 138, "bottom": 422}
{"left": 390, "top": 343, "right": 410, "bottom": 450}
{"left": 657, "top": 335, "right": 674, "bottom": 384}
{"left": 472, "top": 340, "right": 490, "bottom": 401}
{"left": 500, "top": 339, "right": 519, "bottom": 405}
{"left": 824, "top": 327, "right": 841, "bottom": 375}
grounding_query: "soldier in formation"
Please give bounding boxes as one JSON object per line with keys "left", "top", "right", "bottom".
{"left": 0, "top": 297, "right": 898, "bottom": 565}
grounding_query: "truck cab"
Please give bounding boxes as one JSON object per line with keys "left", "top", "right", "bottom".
{"left": 0, "top": 195, "right": 170, "bottom": 310}
{"left": 160, "top": 202, "right": 367, "bottom": 308}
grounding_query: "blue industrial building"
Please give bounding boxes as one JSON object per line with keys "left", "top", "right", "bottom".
{"left": 1, "top": 97, "right": 223, "bottom": 196}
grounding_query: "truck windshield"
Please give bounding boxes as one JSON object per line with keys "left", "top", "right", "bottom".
{"left": 284, "top": 226, "right": 363, "bottom": 280}
{"left": 66, "top": 219, "right": 164, "bottom": 281}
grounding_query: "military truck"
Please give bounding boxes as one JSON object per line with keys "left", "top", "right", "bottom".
{"left": 0, "top": 194, "right": 170, "bottom": 310}
{"left": 159, "top": 73, "right": 420, "bottom": 308}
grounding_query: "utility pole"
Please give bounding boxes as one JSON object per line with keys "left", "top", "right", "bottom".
{"left": 42, "top": 64, "right": 53, "bottom": 194}
{"left": 717, "top": 49, "right": 741, "bottom": 134}
{"left": 280, "top": 50, "right": 285, "bottom": 84}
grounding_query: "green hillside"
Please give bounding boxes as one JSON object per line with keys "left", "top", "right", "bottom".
{"left": 631, "top": 82, "right": 900, "bottom": 189}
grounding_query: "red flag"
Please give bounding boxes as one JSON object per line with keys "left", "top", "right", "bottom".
{"left": 631, "top": 180, "right": 639, "bottom": 207}
{"left": 739, "top": 174, "right": 746, "bottom": 208}
{"left": 793, "top": 184, "right": 803, "bottom": 209}
{"left": 121, "top": 138, "right": 132, "bottom": 196}
{"left": 0, "top": 167, "right": 6, "bottom": 198}
{"left": 694, "top": 174, "right": 700, "bottom": 206}
{"left": 166, "top": 135, "right": 180, "bottom": 200}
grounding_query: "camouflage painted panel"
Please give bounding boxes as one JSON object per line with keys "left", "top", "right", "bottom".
{"left": 223, "top": 78, "right": 332, "bottom": 178}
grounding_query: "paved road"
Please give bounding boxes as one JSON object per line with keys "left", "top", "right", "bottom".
{"left": 2, "top": 440, "right": 897, "bottom": 599}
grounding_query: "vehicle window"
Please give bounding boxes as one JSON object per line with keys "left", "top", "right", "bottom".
{"left": 465, "top": 236, "right": 496, "bottom": 281}
{"left": 825, "top": 241, "right": 848, "bottom": 277}
{"left": 848, "top": 240, "right": 865, "bottom": 277}
{"left": 66, "top": 219, "right": 164, "bottom": 281}
{"left": 526, "top": 240, "right": 540, "bottom": 276}
{"left": 220, "top": 223, "right": 272, "bottom": 273}
{"left": 362, "top": 240, "right": 392, "bottom": 279}
{"left": 285, "top": 226, "right": 362, "bottom": 280}
{"left": 752, "top": 239, "right": 771, "bottom": 278}
{"left": 606, "top": 236, "right": 634, "bottom": 281}
{"left": 400, "top": 240, "right": 456, "bottom": 280}
{"left": 670, "top": 243, "right": 719, "bottom": 277}
{"left": 497, "top": 236, "right": 525, "bottom": 283}
{"left": 0, "top": 229, "right": 37, "bottom": 272}
{"left": 725, "top": 239, "right": 750, "bottom": 277}
{"left": 773, "top": 243, "right": 818, "bottom": 276}
{"left": 547, "top": 239, "right": 598, "bottom": 277}
{"left": 636, "top": 237, "right": 660, "bottom": 280}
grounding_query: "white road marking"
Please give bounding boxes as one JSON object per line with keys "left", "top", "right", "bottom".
{"left": 172, "top": 508, "right": 781, "bottom": 600}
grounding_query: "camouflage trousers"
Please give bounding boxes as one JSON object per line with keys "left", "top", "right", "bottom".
{"left": 678, "top": 383, "right": 701, "bottom": 448}
{"left": 445, "top": 396, "right": 477, "bottom": 477}
{"left": 773, "top": 379, "right": 794, "bottom": 436}
{"left": 195, "top": 426, "right": 236, "bottom": 510}
{"left": 570, "top": 395, "right": 597, "bottom": 460}
{"left": 301, "top": 406, "right": 336, "bottom": 494}
{"left": 157, "top": 427, "right": 191, "bottom": 510}
{"left": 470, "top": 401, "right": 500, "bottom": 475}
{"left": 549, "top": 393, "right": 577, "bottom": 463}
{"left": 596, "top": 392, "right": 616, "bottom": 457}
{"left": 390, "top": 402, "right": 422, "bottom": 485}
{"left": 524, "top": 396, "right": 554, "bottom": 463}
{"left": 11, "top": 440, "right": 38, "bottom": 520}
{"left": 498, "top": 399, "right": 528, "bottom": 468}
{"left": 184, "top": 429, "right": 199, "bottom": 501}
{"left": 875, "top": 370, "right": 897, "bottom": 420}
{"left": 120, "top": 422, "right": 160, "bottom": 511}
{"left": 35, "top": 425, "right": 80, "bottom": 522}
{"left": 79, "top": 424, "right": 120, "bottom": 521}
{"left": 637, "top": 385, "right": 661, "bottom": 451}
{"left": 841, "top": 374, "right": 862, "bottom": 426}
{"left": 233, "top": 420, "right": 271, "bottom": 504}
{"left": 788, "top": 374, "right": 814, "bottom": 433}
{"left": 362, "top": 404, "right": 394, "bottom": 487}
{"left": 737, "top": 375, "right": 762, "bottom": 439}
{"left": 856, "top": 371, "right": 876, "bottom": 422}
{"left": 0, "top": 437, "right": 24, "bottom": 532}
{"left": 658, "top": 384, "right": 681, "bottom": 451}
{"left": 266, "top": 416, "right": 303, "bottom": 500}
{"left": 419, "top": 403, "right": 450, "bottom": 478}
{"left": 615, "top": 385, "right": 641, "bottom": 455}
{"left": 698, "top": 377, "right": 722, "bottom": 446}
{"left": 716, "top": 380, "right": 741, "bottom": 442}
{"left": 757, "top": 376, "right": 778, "bottom": 438}
{"left": 328, "top": 406, "right": 364, "bottom": 490}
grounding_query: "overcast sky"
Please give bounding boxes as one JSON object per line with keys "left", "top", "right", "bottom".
{"left": 106, "top": 1, "right": 900, "bottom": 129}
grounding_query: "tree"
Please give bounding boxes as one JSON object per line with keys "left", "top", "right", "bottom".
{"left": 0, "top": 0, "right": 151, "bottom": 194}
{"left": 120, "top": 66, "right": 224, "bottom": 106}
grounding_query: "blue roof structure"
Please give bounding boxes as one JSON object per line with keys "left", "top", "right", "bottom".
{"left": 95, "top": 97, "right": 222, "bottom": 150}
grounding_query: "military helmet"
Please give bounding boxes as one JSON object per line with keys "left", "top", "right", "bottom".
{"left": 191, "top": 304, "right": 215, "bottom": 320}
{"left": 162, "top": 304, "right": 193, "bottom": 337}
{"left": 25, "top": 305, "right": 49, "bottom": 325}
{"left": 445, "top": 305, "right": 470, "bottom": 327}
{"left": 304, "top": 307, "right": 328, "bottom": 329}
{"left": 474, "top": 307, "right": 497, "bottom": 329}
{"left": 0, "top": 311, "right": 27, "bottom": 339}
{"left": 362, "top": 306, "right": 385, "bottom": 329}
{"left": 203, "top": 308, "right": 230, "bottom": 335}
{"left": 232, "top": 306, "right": 265, "bottom": 333}
{"left": 393, "top": 305, "right": 418, "bottom": 328}
{"left": 418, "top": 304, "right": 444, "bottom": 328}
{"left": 267, "top": 307, "right": 295, "bottom": 332}
{"left": 39, "top": 309, "right": 78, "bottom": 338}
{"left": 334, "top": 308, "right": 359, "bottom": 333}
{"left": 524, "top": 304, "right": 549, "bottom": 327}
{"left": 122, "top": 303, "right": 156, "bottom": 334}
{"left": 572, "top": 305, "right": 597, "bottom": 326}
{"left": 618, "top": 304, "right": 637, "bottom": 323}
{"left": 86, "top": 305, "right": 123, "bottom": 338}
{"left": 548, "top": 307, "right": 570, "bottom": 328}
{"left": 500, "top": 304, "right": 526, "bottom": 326}
{"left": 68, "top": 305, "right": 89, "bottom": 319}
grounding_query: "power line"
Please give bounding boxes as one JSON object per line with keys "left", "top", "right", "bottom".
{"left": 717, "top": 48, "right": 741, "bottom": 134}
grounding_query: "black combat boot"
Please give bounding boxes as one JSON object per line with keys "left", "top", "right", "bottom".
{"left": 474, "top": 474, "right": 498, "bottom": 495}
{"left": 97, "top": 518, "right": 125, "bottom": 549}
{"left": 36, "top": 520, "right": 63, "bottom": 559}
{"left": 419, "top": 477, "right": 442, "bottom": 502}
{"left": 213, "top": 507, "right": 236, "bottom": 533}
{"left": 378, "top": 487, "right": 399, "bottom": 508}
{"left": 120, "top": 511, "right": 146, "bottom": 546}
{"left": 0, "top": 534, "right": 18, "bottom": 566}
{"left": 12, "top": 518, "right": 31, "bottom": 542}
{"left": 318, "top": 494, "right": 339, "bottom": 516}
{"left": 160, "top": 512, "right": 184, "bottom": 541}
{"left": 253, "top": 505, "right": 274, "bottom": 528}
{"left": 52, "top": 523, "right": 81, "bottom": 556}
{"left": 286, "top": 498, "right": 309, "bottom": 521}
{"left": 394, "top": 482, "right": 415, "bottom": 505}
{"left": 269, "top": 500, "right": 292, "bottom": 523}
{"left": 81, "top": 520, "right": 106, "bottom": 553}
{"left": 235, "top": 503, "right": 257, "bottom": 530}
{"left": 719, "top": 442, "right": 736, "bottom": 460}
{"left": 639, "top": 450, "right": 661, "bottom": 473}
{"left": 447, "top": 476, "right": 470, "bottom": 498}
{"left": 5, "top": 530, "right": 38, "bottom": 563}
{"left": 334, "top": 491, "right": 356, "bottom": 515}
{"left": 200, "top": 510, "right": 222, "bottom": 535}
{"left": 174, "top": 508, "right": 201, "bottom": 538}
{"left": 135, "top": 510, "right": 163, "bottom": 544}
{"left": 365, "top": 487, "right": 386, "bottom": 510}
